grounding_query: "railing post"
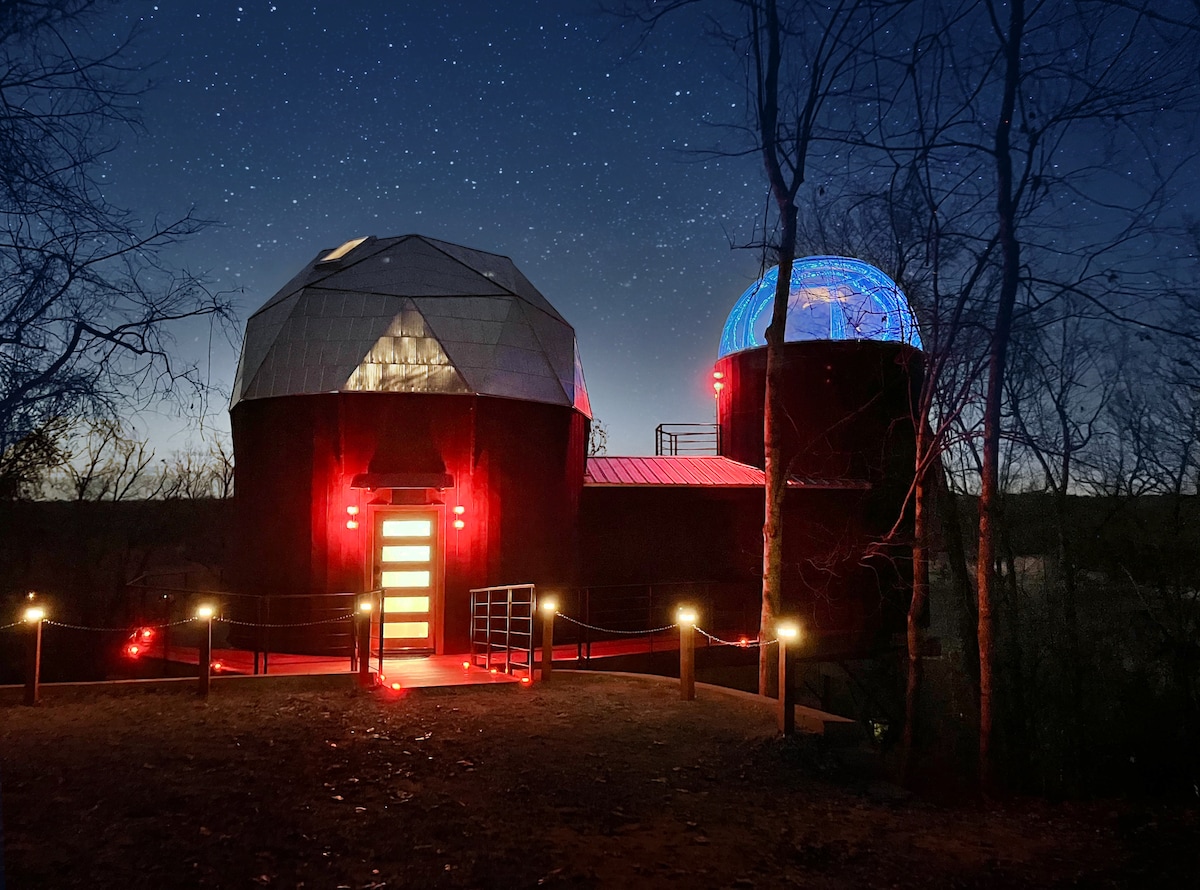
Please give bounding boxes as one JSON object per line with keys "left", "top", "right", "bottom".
{"left": 504, "top": 587, "right": 514, "bottom": 675}
{"left": 540, "top": 594, "right": 557, "bottom": 682}
{"left": 263, "top": 597, "right": 271, "bottom": 675}
{"left": 776, "top": 621, "right": 800, "bottom": 735}
{"left": 677, "top": 606, "right": 696, "bottom": 701}
{"left": 648, "top": 585, "right": 655, "bottom": 654}
{"left": 254, "top": 596, "right": 262, "bottom": 675}
{"left": 356, "top": 597, "right": 373, "bottom": 687}
{"left": 22, "top": 606, "right": 45, "bottom": 706}
{"left": 376, "top": 588, "right": 384, "bottom": 677}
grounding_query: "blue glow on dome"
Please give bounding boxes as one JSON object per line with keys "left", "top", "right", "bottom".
{"left": 718, "top": 256, "right": 922, "bottom": 357}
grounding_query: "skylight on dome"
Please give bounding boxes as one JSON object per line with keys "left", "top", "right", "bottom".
{"left": 319, "top": 236, "right": 368, "bottom": 263}
{"left": 718, "top": 256, "right": 922, "bottom": 357}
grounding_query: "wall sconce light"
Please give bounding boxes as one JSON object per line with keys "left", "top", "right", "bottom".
{"left": 453, "top": 505, "right": 465, "bottom": 530}
{"left": 346, "top": 505, "right": 360, "bottom": 530}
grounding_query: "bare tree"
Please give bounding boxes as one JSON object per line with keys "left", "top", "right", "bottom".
{"left": 0, "top": 0, "right": 233, "bottom": 491}
{"left": 158, "top": 435, "right": 235, "bottom": 501}
{"left": 617, "top": 0, "right": 916, "bottom": 694}
{"left": 50, "top": 419, "right": 163, "bottom": 501}
{"left": 849, "top": 0, "right": 1200, "bottom": 791}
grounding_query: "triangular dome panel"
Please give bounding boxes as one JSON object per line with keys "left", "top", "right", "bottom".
{"left": 343, "top": 311, "right": 469, "bottom": 394}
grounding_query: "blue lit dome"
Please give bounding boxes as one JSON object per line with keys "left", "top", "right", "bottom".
{"left": 718, "top": 256, "right": 922, "bottom": 357}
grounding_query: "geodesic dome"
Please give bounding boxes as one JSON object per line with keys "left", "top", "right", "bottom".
{"left": 718, "top": 256, "right": 922, "bottom": 357}
{"left": 231, "top": 234, "right": 590, "bottom": 416}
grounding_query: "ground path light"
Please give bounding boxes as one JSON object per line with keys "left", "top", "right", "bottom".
{"left": 776, "top": 620, "right": 801, "bottom": 734}
{"left": 540, "top": 596, "right": 557, "bottom": 683}
{"left": 23, "top": 606, "right": 46, "bottom": 706}
{"left": 196, "top": 604, "right": 215, "bottom": 699}
{"left": 677, "top": 606, "right": 698, "bottom": 701}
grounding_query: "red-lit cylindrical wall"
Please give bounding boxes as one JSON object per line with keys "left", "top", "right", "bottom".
{"left": 713, "top": 339, "right": 924, "bottom": 651}
{"left": 715, "top": 339, "right": 922, "bottom": 481}
{"left": 230, "top": 392, "right": 587, "bottom": 654}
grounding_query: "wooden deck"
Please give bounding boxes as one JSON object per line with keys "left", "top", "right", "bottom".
{"left": 137, "top": 643, "right": 527, "bottom": 688}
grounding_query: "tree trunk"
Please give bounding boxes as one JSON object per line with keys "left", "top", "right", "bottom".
{"left": 978, "top": 0, "right": 1025, "bottom": 796}
{"left": 901, "top": 420, "right": 931, "bottom": 784}
{"left": 759, "top": 202, "right": 798, "bottom": 695}
{"left": 755, "top": 0, "right": 800, "bottom": 697}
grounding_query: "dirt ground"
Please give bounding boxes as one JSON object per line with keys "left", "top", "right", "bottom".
{"left": 1, "top": 673, "right": 1196, "bottom": 889}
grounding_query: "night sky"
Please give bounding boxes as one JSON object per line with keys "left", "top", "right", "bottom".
{"left": 97, "top": 1, "right": 775, "bottom": 455}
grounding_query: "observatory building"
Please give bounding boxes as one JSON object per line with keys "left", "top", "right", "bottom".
{"left": 229, "top": 239, "right": 921, "bottom": 659}
{"left": 230, "top": 235, "right": 590, "bottom": 653}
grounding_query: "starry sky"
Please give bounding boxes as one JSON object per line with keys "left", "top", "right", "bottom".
{"left": 97, "top": 0, "right": 775, "bottom": 455}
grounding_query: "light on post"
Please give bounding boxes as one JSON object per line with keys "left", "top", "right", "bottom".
{"left": 777, "top": 619, "right": 801, "bottom": 735}
{"left": 22, "top": 606, "right": 45, "bottom": 623}
{"left": 197, "top": 604, "right": 214, "bottom": 699}
{"left": 677, "top": 605, "right": 697, "bottom": 701}
{"left": 356, "top": 596, "right": 373, "bottom": 687}
{"left": 540, "top": 595, "right": 557, "bottom": 683}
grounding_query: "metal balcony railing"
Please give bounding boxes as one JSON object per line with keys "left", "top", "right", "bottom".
{"left": 655, "top": 423, "right": 721, "bottom": 456}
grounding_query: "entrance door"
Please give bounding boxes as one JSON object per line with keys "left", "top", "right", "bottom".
{"left": 373, "top": 508, "right": 440, "bottom": 652}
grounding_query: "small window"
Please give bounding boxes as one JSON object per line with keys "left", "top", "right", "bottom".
{"left": 319, "top": 236, "right": 368, "bottom": 263}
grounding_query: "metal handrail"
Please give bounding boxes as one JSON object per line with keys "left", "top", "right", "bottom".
{"left": 469, "top": 584, "right": 536, "bottom": 677}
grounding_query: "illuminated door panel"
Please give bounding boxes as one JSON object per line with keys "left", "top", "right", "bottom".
{"left": 381, "top": 519, "right": 431, "bottom": 538}
{"left": 381, "top": 545, "right": 430, "bottom": 562}
{"left": 383, "top": 621, "right": 430, "bottom": 639}
{"left": 384, "top": 595, "right": 430, "bottom": 613}
{"left": 380, "top": 570, "right": 431, "bottom": 588}
{"left": 374, "top": 509, "right": 439, "bottom": 651}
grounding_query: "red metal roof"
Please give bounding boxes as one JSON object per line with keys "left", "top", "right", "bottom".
{"left": 585, "top": 456, "right": 763, "bottom": 487}
{"left": 583, "top": 456, "right": 870, "bottom": 490}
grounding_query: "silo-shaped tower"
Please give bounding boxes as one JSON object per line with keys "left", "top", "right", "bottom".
{"left": 230, "top": 235, "right": 591, "bottom": 654}
{"left": 715, "top": 257, "right": 923, "bottom": 650}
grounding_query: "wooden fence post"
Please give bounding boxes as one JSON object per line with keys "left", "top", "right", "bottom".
{"left": 357, "top": 598, "right": 373, "bottom": 687}
{"left": 776, "top": 621, "right": 800, "bottom": 734}
{"left": 540, "top": 596, "right": 557, "bottom": 683}
{"left": 23, "top": 607, "right": 45, "bottom": 706}
{"left": 677, "top": 606, "right": 697, "bottom": 701}
{"left": 197, "top": 605, "right": 214, "bottom": 699}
